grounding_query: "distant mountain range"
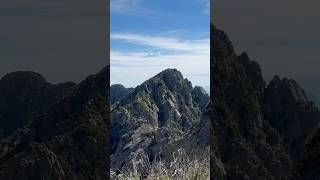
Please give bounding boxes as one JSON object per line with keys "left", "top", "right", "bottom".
{"left": 211, "top": 24, "right": 320, "bottom": 179}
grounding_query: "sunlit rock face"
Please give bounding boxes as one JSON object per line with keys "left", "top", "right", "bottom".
{"left": 110, "top": 68, "right": 209, "bottom": 173}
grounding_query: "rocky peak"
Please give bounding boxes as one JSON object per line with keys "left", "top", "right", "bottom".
{"left": 0, "top": 71, "right": 48, "bottom": 96}
{"left": 0, "top": 66, "right": 109, "bottom": 180}
{"left": 238, "top": 52, "right": 265, "bottom": 93}
{"left": 267, "top": 75, "right": 309, "bottom": 105}
{"left": 265, "top": 75, "right": 320, "bottom": 160}
{"left": 1, "top": 71, "right": 46, "bottom": 83}
{"left": 193, "top": 86, "right": 208, "bottom": 95}
{"left": 192, "top": 86, "right": 209, "bottom": 110}
{"left": 211, "top": 24, "right": 320, "bottom": 179}
{"left": 155, "top": 68, "right": 183, "bottom": 79}
{"left": 0, "top": 71, "right": 76, "bottom": 137}
{"left": 211, "top": 25, "right": 235, "bottom": 59}
{"left": 212, "top": 26, "right": 266, "bottom": 144}
{"left": 110, "top": 84, "right": 127, "bottom": 93}
{"left": 151, "top": 68, "right": 191, "bottom": 92}
{"left": 118, "top": 68, "right": 194, "bottom": 109}
{"left": 110, "top": 84, "right": 133, "bottom": 104}
{"left": 111, "top": 68, "right": 208, "bottom": 173}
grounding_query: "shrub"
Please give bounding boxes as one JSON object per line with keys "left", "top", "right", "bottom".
{"left": 111, "top": 149, "right": 209, "bottom": 180}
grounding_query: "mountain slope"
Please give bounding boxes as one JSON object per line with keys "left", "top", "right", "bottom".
{"left": 211, "top": 24, "right": 320, "bottom": 179}
{"left": 0, "top": 67, "right": 109, "bottom": 180}
{"left": 110, "top": 69, "right": 209, "bottom": 174}
{"left": 0, "top": 72, "right": 76, "bottom": 136}
{"left": 265, "top": 76, "right": 320, "bottom": 160}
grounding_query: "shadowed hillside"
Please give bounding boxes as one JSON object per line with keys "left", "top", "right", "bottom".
{"left": 0, "top": 67, "right": 109, "bottom": 180}
{"left": 211, "top": 24, "right": 320, "bottom": 179}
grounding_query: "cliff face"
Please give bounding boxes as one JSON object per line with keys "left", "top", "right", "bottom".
{"left": 0, "top": 67, "right": 109, "bottom": 180}
{"left": 211, "top": 24, "right": 320, "bottom": 179}
{"left": 110, "top": 69, "right": 209, "bottom": 173}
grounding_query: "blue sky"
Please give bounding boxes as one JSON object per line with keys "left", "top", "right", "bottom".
{"left": 111, "top": 0, "right": 210, "bottom": 91}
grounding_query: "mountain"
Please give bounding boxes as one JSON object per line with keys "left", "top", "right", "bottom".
{"left": 0, "top": 67, "right": 109, "bottom": 180}
{"left": 211, "top": 24, "right": 320, "bottom": 179}
{"left": 110, "top": 84, "right": 133, "bottom": 104}
{"left": 0, "top": 67, "right": 209, "bottom": 179}
{"left": 110, "top": 68, "right": 209, "bottom": 174}
{"left": 0, "top": 72, "right": 76, "bottom": 137}
{"left": 265, "top": 76, "right": 320, "bottom": 160}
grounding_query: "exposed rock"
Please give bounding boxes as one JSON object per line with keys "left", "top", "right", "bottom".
{"left": 110, "top": 84, "right": 133, "bottom": 104}
{"left": 110, "top": 68, "right": 208, "bottom": 174}
{"left": 192, "top": 86, "right": 210, "bottom": 110}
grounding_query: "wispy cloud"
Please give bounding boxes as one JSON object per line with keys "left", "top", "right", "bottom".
{"left": 110, "top": 33, "right": 209, "bottom": 88}
{"left": 111, "top": 50, "right": 209, "bottom": 88}
{"left": 111, "top": 1, "right": 210, "bottom": 89}
{"left": 111, "top": 33, "right": 209, "bottom": 55}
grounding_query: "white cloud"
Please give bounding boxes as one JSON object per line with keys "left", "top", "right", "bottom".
{"left": 110, "top": 48, "right": 209, "bottom": 88}
{"left": 111, "top": 33, "right": 209, "bottom": 88}
{"left": 111, "top": 33, "right": 209, "bottom": 55}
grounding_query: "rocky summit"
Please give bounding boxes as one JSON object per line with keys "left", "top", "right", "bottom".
{"left": 0, "top": 71, "right": 76, "bottom": 137}
{"left": 110, "top": 68, "right": 210, "bottom": 174}
{"left": 0, "top": 67, "right": 109, "bottom": 180}
{"left": 110, "top": 84, "right": 133, "bottom": 104}
{"left": 211, "top": 24, "right": 320, "bottom": 179}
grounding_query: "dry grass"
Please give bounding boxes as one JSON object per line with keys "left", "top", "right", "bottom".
{"left": 111, "top": 149, "right": 209, "bottom": 180}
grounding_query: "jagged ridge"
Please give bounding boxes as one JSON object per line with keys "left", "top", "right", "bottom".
{"left": 0, "top": 67, "right": 109, "bottom": 180}
{"left": 0, "top": 71, "right": 76, "bottom": 136}
{"left": 110, "top": 68, "right": 209, "bottom": 174}
{"left": 211, "top": 24, "right": 320, "bottom": 179}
